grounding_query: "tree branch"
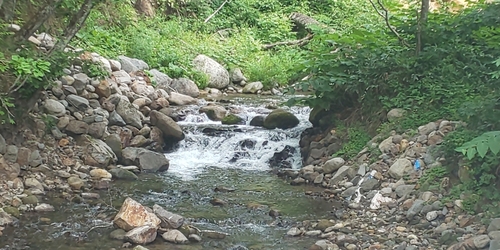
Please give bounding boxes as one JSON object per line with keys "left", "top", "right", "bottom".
{"left": 368, "top": 0, "right": 410, "bottom": 47}
{"left": 262, "top": 33, "right": 314, "bottom": 50}
{"left": 204, "top": 0, "right": 229, "bottom": 23}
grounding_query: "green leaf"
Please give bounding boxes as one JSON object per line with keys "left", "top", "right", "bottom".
{"left": 488, "top": 135, "right": 500, "bottom": 155}
{"left": 476, "top": 140, "right": 489, "bottom": 158}
{"left": 466, "top": 147, "right": 477, "bottom": 160}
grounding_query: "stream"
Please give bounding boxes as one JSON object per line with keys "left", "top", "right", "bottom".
{"left": 0, "top": 95, "right": 335, "bottom": 250}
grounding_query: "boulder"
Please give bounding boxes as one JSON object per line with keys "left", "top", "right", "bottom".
{"left": 168, "top": 92, "right": 197, "bottom": 106}
{"left": 161, "top": 230, "right": 188, "bottom": 244}
{"left": 83, "top": 137, "right": 118, "bottom": 167}
{"left": 109, "top": 168, "right": 138, "bottom": 180}
{"left": 389, "top": 158, "right": 413, "bottom": 179}
{"left": 112, "top": 70, "right": 132, "bottom": 85}
{"left": 95, "top": 80, "right": 111, "bottom": 98}
{"left": 65, "top": 120, "right": 89, "bottom": 135}
{"left": 149, "top": 110, "right": 184, "bottom": 142}
{"left": 118, "top": 55, "right": 149, "bottom": 73}
{"left": 124, "top": 225, "right": 157, "bottom": 245}
{"left": 193, "top": 54, "right": 230, "bottom": 89}
{"left": 170, "top": 78, "right": 200, "bottom": 97}
{"left": 322, "top": 157, "right": 345, "bottom": 174}
{"left": 149, "top": 69, "right": 172, "bottom": 91}
{"left": 242, "top": 81, "right": 263, "bottom": 94}
{"left": 222, "top": 114, "right": 244, "bottom": 125}
{"left": 113, "top": 197, "right": 161, "bottom": 231}
{"left": 116, "top": 95, "right": 143, "bottom": 129}
{"left": 249, "top": 116, "right": 265, "bottom": 127}
{"left": 199, "top": 105, "right": 227, "bottom": 121}
{"left": 263, "top": 109, "right": 299, "bottom": 129}
{"left": 387, "top": 108, "right": 406, "bottom": 122}
{"left": 121, "top": 147, "right": 169, "bottom": 172}
{"left": 153, "top": 204, "right": 184, "bottom": 229}
{"left": 66, "top": 94, "right": 90, "bottom": 110}
{"left": 43, "top": 99, "right": 66, "bottom": 116}
{"left": 0, "top": 155, "right": 20, "bottom": 181}
{"left": 230, "top": 68, "right": 247, "bottom": 83}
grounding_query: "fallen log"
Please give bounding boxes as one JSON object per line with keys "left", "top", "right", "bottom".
{"left": 262, "top": 33, "right": 314, "bottom": 50}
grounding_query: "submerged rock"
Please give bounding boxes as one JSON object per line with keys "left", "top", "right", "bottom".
{"left": 221, "top": 114, "right": 244, "bottom": 125}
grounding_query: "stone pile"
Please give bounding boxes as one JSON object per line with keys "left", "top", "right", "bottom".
{"left": 110, "top": 197, "right": 229, "bottom": 248}
{"left": 277, "top": 113, "right": 499, "bottom": 249}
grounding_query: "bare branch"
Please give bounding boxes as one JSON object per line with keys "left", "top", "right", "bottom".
{"left": 368, "top": 0, "right": 410, "bottom": 47}
{"left": 262, "top": 33, "right": 314, "bottom": 50}
{"left": 204, "top": 0, "right": 229, "bottom": 23}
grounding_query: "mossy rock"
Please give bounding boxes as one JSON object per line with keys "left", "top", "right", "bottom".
{"left": 3, "top": 206, "right": 20, "bottom": 218}
{"left": 109, "top": 168, "right": 138, "bottom": 181}
{"left": 221, "top": 114, "right": 244, "bottom": 125}
{"left": 263, "top": 109, "right": 299, "bottom": 129}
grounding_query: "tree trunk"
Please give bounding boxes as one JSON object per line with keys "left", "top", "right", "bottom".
{"left": 50, "top": 0, "right": 95, "bottom": 54}
{"left": 135, "top": 0, "right": 155, "bottom": 17}
{"left": 416, "top": 0, "right": 430, "bottom": 55}
{"left": 15, "top": 0, "right": 62, "bottom": 42}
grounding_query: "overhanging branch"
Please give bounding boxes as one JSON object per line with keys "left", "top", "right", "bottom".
{"left": 368, "top": 0, "right": 410, "bottom": 47}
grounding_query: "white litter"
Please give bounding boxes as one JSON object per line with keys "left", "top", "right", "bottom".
{"left": 370, "top": 191, "right": 394, "bottom": 210}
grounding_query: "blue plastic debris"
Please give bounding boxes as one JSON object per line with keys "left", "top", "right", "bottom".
{"left": 414, "top": 159, "right": 421, "bottom": 171}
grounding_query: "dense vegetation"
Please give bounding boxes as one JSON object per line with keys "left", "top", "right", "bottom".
{"left": 0, "top": 0, "right": 499, "bottom": 215}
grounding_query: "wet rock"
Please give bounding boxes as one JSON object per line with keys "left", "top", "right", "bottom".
{"left": 113, "top": 197, "right": 161, "bottom": 231}
{"left": 0, "top": 211, "right": 14, "bottom": 226}
{"left": 250, "top": 116, "right": 265, "bottom": 127}
{"left": 201, "top": 230, "right": 229, "bottom": 239}
{"left": 121, "top": 147, "right": 169, "bottom": 172}
{"left": 193, "top": 54, "right": 230, "bottom": 89}
{"left": 162, "top": 229, "right": 189, "bottom": 244}
{"left": 199, "top": 104, "right": 227, "bottom": 121}
{"left": 124, "top": 225, "right": 157, "bottom": 244}
{"left": 153, "top": 204, "right": 184, "bottom": 229}
{"left": 188, "top": 234, "right": 202, "bottom": 242}
{"left": 222, "top": 114, "right": 244, "bottom": 125}
{"left": 287, "top": 227, "right": 302, "bottom": 236}
{"left": 3, "top": 207, "right": 20, "bottom": 218}
{"left": 21, "top": 195, "right": 38, "bottom": 205}
{"left": 109, "top": 168, "right": 138, "bottom": 180}
{"left": 263, "top": 109, "right": 299, "bottom": 129}
{"left": 109, "top": 228, "right": 126, "bottom": 240}
{"left": 35, "top": 203, "right": 55, "bottom": 212}
{"left": 268, "top": 145, "right": 295, "bottom": 168}
{"left": 149, "top": 110, "right": 184, "bottom": 142}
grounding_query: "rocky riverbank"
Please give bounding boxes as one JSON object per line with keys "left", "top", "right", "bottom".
{"left": 271, "top": 117, "right": 500, "bottom": 250}
{"left": 0, "top": 34, "right": 301, "bottom": 247}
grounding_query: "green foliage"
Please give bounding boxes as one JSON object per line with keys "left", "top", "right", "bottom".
{"left": 9, "top": 55, "right": 51, "bottom": 81}
{"left": 82, "top": 60, "right": 110, "bottom": 79}
{"left": 333, "top": 126, "right": 371, "bottom": 159}
{"left": 455, "top": 131, "right": 500, "bottom": 160}
{"left": 419, "top": 166, "right": 449, "bottom": 191}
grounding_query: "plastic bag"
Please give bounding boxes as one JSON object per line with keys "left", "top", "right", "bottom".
{"left": 369, "top": 191, "right": 394, "bottom": 210}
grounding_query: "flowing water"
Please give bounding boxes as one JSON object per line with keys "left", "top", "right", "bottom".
{"left": 0, "top": 95, "right": 335, "bottom": 250}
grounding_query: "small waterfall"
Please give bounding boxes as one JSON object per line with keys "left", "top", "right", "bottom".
{"left": 164, "top": 96, "right": 312, "bottom": 181}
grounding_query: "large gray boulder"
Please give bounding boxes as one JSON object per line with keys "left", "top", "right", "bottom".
{"left": 149, "top": 110, "right": 184, "bottom": 142}
{"left": 149, "top": 69, "right": 172, "bottom": 91}
{"left": 170, "top": 78, "right": 200, "bottom": 97}
{"left": 118, "top": 56, "right": 149, "bottom": 73}
{"left": 121, "top": 147, "right": 169, "bottom": 172}
{"left": 193, "top": 54, "right": 229, "bottom": 89}
{"left": 43, "top": 99, "right": 66, "bottom": 116}
{"left": 116, "top": 95, "right": 142, "bottom": 129}
{"left": 168, "top": 92, "right": 197, "bottom": 106}
{"left": 83, "top": 137, "right": 118, "bottom": 168}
